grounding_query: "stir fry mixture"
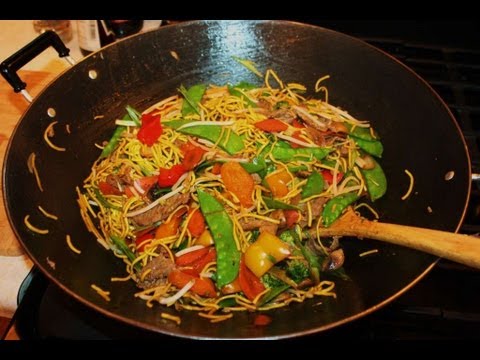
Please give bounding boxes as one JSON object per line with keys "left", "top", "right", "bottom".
{"left": 77, "top": 68, "right": 387, "bottom": 322}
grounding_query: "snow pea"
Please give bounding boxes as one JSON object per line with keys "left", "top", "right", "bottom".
{"left": 180, "top": 84, "right": 206, "bottom": 116}
{"left": 228, "top": 81, "right": 257, "bottom": 107}
{"left": 271, "top": 142, "right": 331, "bottom": 162}
{"left": 350, "top": 136, "right": 384, "bottom": 158}
{"left": 322, "top": 192, "right": 359, "bottom": 227}
{"left": 262, "top": 197, "right": 299, "bottom": 210}
{"left": 258, "top": 284, "right": 290, "bottom": 306}
{"left": 360, "top": 157, "right": 387, "bottom": 201}
{"left": 240, "top": 157, "right": 266, "bottom": 173}
{"left": 197, "top": 190, "right": 240, "bottom": 288}
{"left": 164, "top": 119, "right": 244, "bottom": 155}
{"left": 100, "top": 126, "right": 126, "bottom": 158}
{"left": 345, "top": 123, "right": 378, "bottom": 141}
{"left": 301, "top": 171, "right": 324, "bottom": 199}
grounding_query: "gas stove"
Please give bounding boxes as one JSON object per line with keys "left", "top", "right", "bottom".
{"left": 3, "top": 20, "right": 480, "bottom": 340}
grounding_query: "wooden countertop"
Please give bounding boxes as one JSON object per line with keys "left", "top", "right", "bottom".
{"left": 0, "top": 70, "right": 56, "bottom": 256}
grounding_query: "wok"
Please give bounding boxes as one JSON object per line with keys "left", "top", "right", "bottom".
{"left": 1, "top": 20, "right": 471, "bottom": 339}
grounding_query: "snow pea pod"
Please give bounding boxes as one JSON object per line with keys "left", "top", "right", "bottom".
{"left": 258, "top": 284, "right": 290, "bottom": 306}
{"left": 164, "top": 119, "right": 244, "bottom": 155}
{"left": 240, "top": 157, "right": 266, "bottom": 173}
{"left": 350, "top": 135, "right": 384, "bottom": 158}
{"left": 301, "top": 171, "right": 324, "bottom": 199}
{"left": 360, "top": 157, "right": 387, "bottom": 201}
{"left": 271, "top": 142, "right": 331, "bottom": 162}
{"left": 197, "top": 190, "right": 240, "bottom": 288}
{"left": 180, "top": 84, "right": 206, "bottom": 116}
{"left": 262, "top": 197, "right": 299, "bottom": 210}
{"left": 322, "top": 192, "right": 359, "bottom": 227}
{"left": 228, "top": 81, "right": 257, "bottom": 107}
{"left": 100, "top": 126, "right": 126, "bottom": 158}
{"left": 345, "top": 123, "right": 379, "bottom": 141}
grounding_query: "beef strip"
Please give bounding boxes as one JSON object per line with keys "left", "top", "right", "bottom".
{"left": 238, "top": 210, "right": 285, "bottom": 235}
{"left": 298, "top": 196, "right": 328, "bottom": 227}
{"left": 137, "top": 248, "right": 175, "bottom": 289}
{"left": 132, "top": 192, "right": 190, "bottom": 227}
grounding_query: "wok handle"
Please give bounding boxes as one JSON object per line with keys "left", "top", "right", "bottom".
{"left": 318, "top": 208, "right": 480, "bottom": 269}
{"left": 0, "top": 30, "right": 75, "bottom": 102}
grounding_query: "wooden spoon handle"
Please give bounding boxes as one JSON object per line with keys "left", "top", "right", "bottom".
{"left": 318, "top": 208, "right": 480, "bottom": 269}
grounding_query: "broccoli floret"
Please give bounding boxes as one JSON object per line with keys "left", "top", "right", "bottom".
{"left": 278, "top": 229, "right": 300, "bottom": 247}
{"left": 286, "top": 260, "right": 310, "bottom": 283}
{"left": 261, "top": 272, "right": 285, "bottom": 289}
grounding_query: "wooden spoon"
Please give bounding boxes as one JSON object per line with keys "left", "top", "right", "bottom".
{"left": 314, "top": 207, "right": 480, "bottom": 269}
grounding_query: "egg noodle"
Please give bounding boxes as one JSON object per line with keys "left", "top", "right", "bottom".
{"left": 77, "top": 66, "right": 386, "bottom": 323}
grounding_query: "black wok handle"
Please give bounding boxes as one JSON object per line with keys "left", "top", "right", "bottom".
{"left": 0, "top": 30, "right": 75, "bottom": 101}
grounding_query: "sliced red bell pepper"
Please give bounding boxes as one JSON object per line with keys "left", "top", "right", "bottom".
{"left": 168, "top": 269, "right": 217, "bottom": 298}
{"left": 176, "top": 246, "right": 210, "bottom": 266}
{"left": 98, "top": 181, "right": 122, "bottom": 196}
{"left": 254, "top": 314, "right": 272, "bottom": 326}
{"left": 158, "top": 164, "right": 186, "bottom": 187}
{"left": 137, "top": 113, "right": 163, "bottom": 146}
{"left": 292, "top": 118, "right": 305, "bottom": 128}
{"left": 191, "top": 247, "right": 216, "bottom": 274}
{"left": 181, "top": 143, "right": 206, "bottom": 170}
{"left": 135, "top": 175, "right": 159, "bottom": 194}
{"left": 289, "top": 131, "right": 308, "bottom": 149}
{"left": 284, "top": 209, "right": 300, "bottom": 228}
{"left": 321, "top": 170, "right": 344, "bottom": 185}
{"left": 135, "top": 232, "right": 154, "bottom": 252}
{"left": 211, "top": 163, "right": 222, "bottom": 175}
{"left": 254, "top": 119, "right": 288, "bottom": 133}
{"left": 238, "top": 258, "right": 266, "bottom": 301}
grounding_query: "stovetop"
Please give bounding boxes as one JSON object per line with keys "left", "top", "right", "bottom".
{"left": 3, "top": 20, "right": 480, "bottom": 340}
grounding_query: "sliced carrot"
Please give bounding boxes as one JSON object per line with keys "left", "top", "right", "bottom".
{"left": 155, "top": 215, "right": 183, "bottom": 239}
{"left": 221, "top": 277, "right": 242, "bottom": 295}
{"left": 187, "top": 208, "right": 206, "bottom": 237}
{"left": 168, "top": 270, "right": 217, "bottom": 298}
{"left": 221, "top": 162, "right": 255, "bottom": 207}
{"left": 254, "top": 119, "right": 288, "bottom": 133}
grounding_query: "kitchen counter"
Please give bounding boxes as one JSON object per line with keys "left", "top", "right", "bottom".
{"left": 0, "top": 20, "right": 161, "bottom": 319}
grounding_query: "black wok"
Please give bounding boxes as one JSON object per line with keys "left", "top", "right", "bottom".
{"left": 2, "top": 20, "right": 470, "bottom": 339}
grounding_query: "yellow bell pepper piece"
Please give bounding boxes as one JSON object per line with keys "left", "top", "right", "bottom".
{"left": 194, "top": 229, "right": 214, "bottom": 247}
{"left": 244, "top": 231, "right": 291, "bottom": 277}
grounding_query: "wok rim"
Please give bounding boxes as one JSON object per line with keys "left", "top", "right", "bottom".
{"left": 2, "top": 20, "right": 472, "bottom": 339}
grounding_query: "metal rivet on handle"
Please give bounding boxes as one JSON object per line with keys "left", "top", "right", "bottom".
{"left": 47, "top": 108, "right": 56, "bottom": 118}
{"left": 88, "top": 70, "right": 98, "bottom": 79}
{"left": 445, "top": 171, "right": 455, "bottom": 181}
